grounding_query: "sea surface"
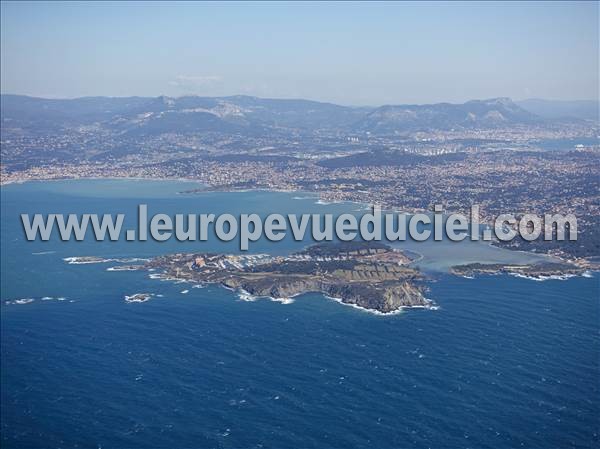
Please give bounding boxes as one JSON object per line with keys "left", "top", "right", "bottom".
{"left": 1, "top": 179, "right": 598, "bottom": 448}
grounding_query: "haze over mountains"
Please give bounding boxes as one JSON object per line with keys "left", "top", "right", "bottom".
{"left": 2, "top": 94, "right": 597, "bottom": 137}
{"left": 357, "top": 98, "right": 540, "bottom": 133}
{"left": 515, "top": 99, "right": 599, "bottom": 121}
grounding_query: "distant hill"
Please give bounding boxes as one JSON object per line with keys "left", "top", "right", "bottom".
{"left": 354, "top": 98, "right": 539, "bottom": 134}
{"left": 0, "top": 94, "right": 367, "bottom": 136}
{"left": 0, "top": 94, "right": 577, "bottom": 137}
{"left": 516, "top": 99, "right": 599, "bottom": 121}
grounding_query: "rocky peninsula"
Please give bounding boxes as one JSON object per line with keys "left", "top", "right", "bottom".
{"left": 143, "top": 242, "right": 433, "bottom": 313}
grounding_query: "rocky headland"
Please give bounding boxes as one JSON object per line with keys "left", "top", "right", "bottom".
{"left": 143, "top": 242, "right": 433, "bottom": 313}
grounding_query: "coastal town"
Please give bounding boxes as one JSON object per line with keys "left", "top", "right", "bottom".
{"left": 2, "top": 95, "right": 599, "bottom": 262}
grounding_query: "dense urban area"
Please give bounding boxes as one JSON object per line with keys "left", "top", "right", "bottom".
{"left": 1, "top": 94, "right": 599, "bottom": 261}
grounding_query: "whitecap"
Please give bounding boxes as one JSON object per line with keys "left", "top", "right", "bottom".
{"left": 63, "top": 256, "right": 111, "bottom": 265}
{"left": 510, "top": 273, "right": 577, "bottom": 282}
{"left": 237, "top": 291, "right": 258, "bottom": 302}
{"left": 268, "top": 296, "right": 295, "bottom": 305}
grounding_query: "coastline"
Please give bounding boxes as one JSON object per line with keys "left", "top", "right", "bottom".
{"left": 6, "top": 176, "right": 597, "bottom": 275}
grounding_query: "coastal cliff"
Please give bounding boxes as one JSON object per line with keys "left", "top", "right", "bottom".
{"left": 220, "top": 276, "right": 430, "bottom": 313}
{"left": 143, "top": 242, "right": 434, "bottom": 313}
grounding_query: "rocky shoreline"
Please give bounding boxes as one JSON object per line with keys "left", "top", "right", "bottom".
{"left": 450, "top": 261, "right": 589, "bottom": 280}
{"left": 142, "top": 242, "right": 433, "bottom": 314}
{"left": 66, "top": 245, "right": 596, "bottom": 313}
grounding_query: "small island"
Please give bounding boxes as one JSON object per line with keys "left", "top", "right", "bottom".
{"left": 143, "top": 242, "right": 434, "bottom": 314}
{"left": 124, "top": 293, "right": 152, "bottom": 303}
{"left": 450, "top": 261, "right": 587, "bottom": 280}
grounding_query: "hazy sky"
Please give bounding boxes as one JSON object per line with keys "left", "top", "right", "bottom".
{"left": 1, "top": 1, "right": 598, "bottom": 105}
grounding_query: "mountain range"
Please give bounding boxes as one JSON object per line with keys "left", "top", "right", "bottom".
{"left": 1, "top": 94, "right": 596, "bottom": 137}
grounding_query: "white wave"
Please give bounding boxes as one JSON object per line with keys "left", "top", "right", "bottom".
{"left": 6, "top": 296, "right": 70, "bottom": 304}
{"left": 236, "top": 288, "right": 295, "bottom": 304}
{"left": 64, "top": 256, "right": 149, "bottom": 265}
{"left": 269, "top": 296, "right": 295, "bottom": 305}
{"left": 323, "top": 295, "right": 397, "bottom": 315}
{"left": 323, "top": 295, "right": 436, "bottom": 316}
{"left": 63, "top": 256, "right": 111, "bottom": 264}
{"left": 192, "top": 284, "right": 205, "bottom": 289}
{"left": 510, "top": 273, "right": 578, "bottom": 282}
{"left": 180, "top": 289, "right": 189, "bottom": 294}
{"left": 32, "top": 251, "right": 56, "bottom": 255}
{"left": 237, "top": 291, "right": 258, "bottom": 302}
{"left": 42, "top": 296, "right": 72, "bottom": 303}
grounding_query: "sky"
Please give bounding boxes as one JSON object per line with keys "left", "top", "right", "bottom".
{"left": 1, "top": 1, "right": 598, "bottom": 105}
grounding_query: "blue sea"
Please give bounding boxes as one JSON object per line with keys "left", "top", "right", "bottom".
{"left": 1, "top": 180, "right": 598, "bottom": 448}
